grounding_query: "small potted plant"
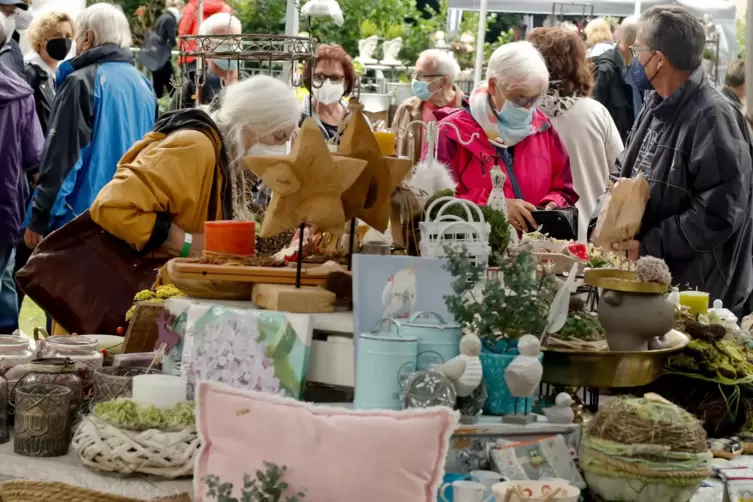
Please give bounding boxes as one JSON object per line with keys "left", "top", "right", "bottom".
{"left": 443, "top": 246, "right": 556, "bottom": 414}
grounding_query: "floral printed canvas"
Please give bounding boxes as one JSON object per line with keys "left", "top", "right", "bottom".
{"left": 165, "top": 298, "right": 313, "bottom": 399}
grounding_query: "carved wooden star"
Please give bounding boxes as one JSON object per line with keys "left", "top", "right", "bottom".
{"left": 244, "top": 118, "right": 367, "bottom": 238}
{"left": 337, "top": 100, "right": 412, "bottom": 232}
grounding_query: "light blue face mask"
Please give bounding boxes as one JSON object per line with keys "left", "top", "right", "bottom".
{"left": 411, "top": 79, "right": 437, "bottom": 101}
{"left": 212, "top": 58, "right": 238, "bottom": 71}
{"left": 494, "top": 99, "right": 535, "bottom": 146}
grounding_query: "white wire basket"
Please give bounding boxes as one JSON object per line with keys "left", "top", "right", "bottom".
{"left": 420, "top": 196, "right": 491, "bottom": 266}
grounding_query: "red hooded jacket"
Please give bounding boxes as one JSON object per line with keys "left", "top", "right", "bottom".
{"left": 178, "top": 0, "right": 233, "bottom": 66}
{"left": 433, "top": 104, "right": 578, "bottom": 209}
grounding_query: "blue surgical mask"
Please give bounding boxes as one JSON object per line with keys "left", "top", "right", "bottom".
{"left": 495, "top": 99, "right": 535, "bottom": 146}
{"left": 411, "top": 79, "right": 436, "bottom": 101}
{"left": 630, "top": 54, "right": 656, "bottom": 91}
{"left": 212, "top": 58, "right": 238, "bottom": 72}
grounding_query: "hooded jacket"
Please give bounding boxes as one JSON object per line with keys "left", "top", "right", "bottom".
{"left": 25, "top": 44, "right": 156, "bottom": 235}
{"left": 433, "top": 103, "right": 578, "bottom": 211}
{"left": 0, "top": 61, "right": 44, "bottom": 247}
{"left": 617, "top": 67, "right": 753, "bottom": 314}
{"left": 592, "top": 48, "right": 643, "bottom": 143}
{"left": 177, "top": 0, "right": 233, "bottom": 66}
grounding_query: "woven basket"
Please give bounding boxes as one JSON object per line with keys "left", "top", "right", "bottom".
{"left": 1, "top": 480, "right": 190, "bottom": 502}
{"left": 72, "top": 416, "right": 199, "bottom": 478}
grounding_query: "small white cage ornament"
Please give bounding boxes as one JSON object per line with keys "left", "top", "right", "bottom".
{"left": 420, "top": 196, "right": 491, "bottom": 266}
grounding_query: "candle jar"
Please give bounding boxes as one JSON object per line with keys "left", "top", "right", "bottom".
{"left": 38, "top": 336, "right": 103, "bottom": 389}
{"left": 0, "top": 336, "right": 34, "bottom": 374}
{"left": 679, "top": 291, "right": 710, "bottom": 317}
{"left": 91, "top": 367, "right": 151, "bottom": 406}
{"left": 14, "top": 384, "right": 72, "bottom": 457}
{"left": 15, "top": 358, "right": 83, "bottom": 416}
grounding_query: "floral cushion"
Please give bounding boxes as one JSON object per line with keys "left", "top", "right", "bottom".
{"left": 195, "top": 381, "right": 459, "bottom": 502}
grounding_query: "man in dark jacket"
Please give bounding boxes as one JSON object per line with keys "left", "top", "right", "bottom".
{"left": 722, "top": 59, "right": 745, "bottom": 111}
{"left": 593, "top": 15, "right": 644, "bottom": 143}
{"left": 0, "top": 0, "right": 29, "bottom": 78}
{"left": 612, "top": 5, "right": 753, "bottom": 316}
{"left": 0, "top": 13, "right": 43, "bottom": 333}
{"left": 137, "top": 0, "right": 184, "bottom": 98}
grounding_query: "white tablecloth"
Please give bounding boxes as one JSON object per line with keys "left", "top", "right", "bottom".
{"left": 0, "top": 434, "right": 192, "bottom": 499}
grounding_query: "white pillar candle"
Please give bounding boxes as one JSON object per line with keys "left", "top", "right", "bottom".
{"left": 132, "top": 375, "right": 187, "bottom": 409}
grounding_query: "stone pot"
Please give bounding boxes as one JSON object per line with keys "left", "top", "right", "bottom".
{"left": 598, "top": 290, "right": 675, "bottom": 351}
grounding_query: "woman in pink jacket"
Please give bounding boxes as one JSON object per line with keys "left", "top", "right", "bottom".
{"left": 434, "top": 41, "right": 578, "bottom": 233}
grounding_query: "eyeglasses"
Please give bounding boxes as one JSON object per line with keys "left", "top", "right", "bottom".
{"left": 508, "top": 95, "right": 541, "bottom": 108}
{"left": 629, "top": 44, "right": 651, "bottom": 58}
{"left": 312, "top": 74, "right": 345, "bottom": 87}
{"left": 414, "top": 73, "right": 444, "bottom": 81}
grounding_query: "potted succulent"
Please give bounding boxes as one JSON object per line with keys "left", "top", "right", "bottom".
{"left": 443, "top": 246, "right": 557, "bottom": 414}
{"left": 357, "top": 20, "right": 380, "bottom": 64}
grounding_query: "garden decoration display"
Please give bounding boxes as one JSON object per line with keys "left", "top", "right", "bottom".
{"left": 244, "top": 118, "right": 367, "bottom": 238}
{"left": 487, "top": 166, "right": 518, "bottom": 248}
{"left": 401, "top": 369, "right": 457, "bottom": 409}
{"left": 586, "top": 256, "right": 674, "bottom": 351}
{"left": 580, "top": 393, "right": 712, "bottom": 502}
{"left": 503, "top": 335, "right": 543, "bottom": 423}
{"left": 542, "top": 392, "right": 575, "bottom": 424}
{"left": 380, "top": 38, "right": 403, "bottom": 66}
{"left": 443, "top": 247, "right": 557, "bottom": 415}
{"left": 392, "top": 311, "right": 462, "bottom": 370}
{"left": 337, "top": 98, "right": 412, "bottom": 232}
{"left": 357, "top": 20, "right": 379, "bottom": 64}
{"left": 72, "top": 398, "right": 199, "bottom": 478}
{"left": 432, "top": 334, "right": 483, "bottom": 397}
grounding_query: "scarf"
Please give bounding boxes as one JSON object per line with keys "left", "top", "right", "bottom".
{"left": 538, "top": 85, "right": 579, "bottom": 118}
{"left": 468, "top": 81, "right": 536, "bottom": 147}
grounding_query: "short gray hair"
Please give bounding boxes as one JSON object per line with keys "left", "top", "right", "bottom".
{"left": 417, "top": 49, "right": 460, "bottom": 83}
{"left": 619, "top": 15, "right": 639, "bottom": 46}
{"left": 726, "top": 59, "right": 745, "bottom": 87}
{"left": 198, "top": 13, "right": 241, "bottom": 35}
{"left": 638, "top": 5, "right": 705, "bottom": 71}
{"left": 486, "top": 41, "right": 548, "bottom": 95}
{"left": 76, "top": 3, "right": 132, "bottom": 49}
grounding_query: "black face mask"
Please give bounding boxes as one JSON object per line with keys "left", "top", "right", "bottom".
{"left": 46, "top": 38, "right": 72, "bottom": 61}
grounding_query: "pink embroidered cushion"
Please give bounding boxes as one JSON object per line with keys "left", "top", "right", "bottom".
{"left": 195, "top": 381, "right": 459, "bottom": 502}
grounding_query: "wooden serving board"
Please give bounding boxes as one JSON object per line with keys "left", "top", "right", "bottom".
{"left": 169, "top": 259, "right": 348, "bottom": 287}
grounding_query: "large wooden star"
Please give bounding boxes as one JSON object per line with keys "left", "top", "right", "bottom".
{"left": 244, "top": 119, "right": 367, "bottom": 238}
{"left": 338, "top": 100, "right": 412, "bottom": 232}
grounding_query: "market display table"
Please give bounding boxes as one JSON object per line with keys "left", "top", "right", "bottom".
{"left": 0, "top": 434, "right": 191, "bottom": 499}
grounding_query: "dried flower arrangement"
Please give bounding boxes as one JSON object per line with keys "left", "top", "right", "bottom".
{"left": 204, "top": 462, "right": 305, "bottom": 502}
{"left": 125, "top": 285, "right": 183, "bottom": 322}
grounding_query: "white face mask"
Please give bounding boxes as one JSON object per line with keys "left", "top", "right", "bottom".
{"left": 313, "top": 79, "right": 345, "bottom": 106}
{"left": 247, "top": 143, "right": 287, "bottom": 157}
{"left": 13, "top": 9, "right": 32, "bottom": 31}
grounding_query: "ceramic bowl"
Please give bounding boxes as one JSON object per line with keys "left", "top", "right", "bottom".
{"left": 492, "top": 480, "right": 580, "bottom": 501}
{"left": 86, "top": 335, "right": 125, "bottom": 355}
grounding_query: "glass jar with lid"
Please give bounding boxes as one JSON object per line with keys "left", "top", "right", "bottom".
{"left": 38, "top": 336, "right": 103, "bottom": 388}
{"left": 0, "top": 336, "right": 34, "bottom": 374}
{"left": 14, "top": 358, "right": 83, "bottom": 416}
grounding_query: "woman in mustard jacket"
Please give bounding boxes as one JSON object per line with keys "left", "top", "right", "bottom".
{"left": 89, "top": 75, "right": 301, "bottom": 256}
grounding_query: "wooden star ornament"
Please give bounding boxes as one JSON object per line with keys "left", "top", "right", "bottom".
{"left": 244, "top": 118, "right": 367, "bottom": 238}
{"left": 338, "top": 99, "right": 412, "bottom": 232}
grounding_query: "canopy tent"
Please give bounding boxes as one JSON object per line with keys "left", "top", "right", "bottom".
{"left": 449, "top": 0, "right": 738, "bottom": 86}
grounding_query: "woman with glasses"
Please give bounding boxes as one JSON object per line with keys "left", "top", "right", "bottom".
{"left": 392, "top": 49, "right": 464, "bottom": 164}
{"left": 434, "top": 41, "right": 578, "bottom": 234}
{"left": 301, "top": 44, "right": 355, "bottom": 140}
{"left": 529, "top": 27, "right": 622, "bottom": 241}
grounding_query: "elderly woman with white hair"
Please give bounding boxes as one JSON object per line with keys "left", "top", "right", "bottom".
{"left": 392, "top": 49, "right": 464, "bottom": 163}
{"left": 584, "top": 18, "right": 614, "bottom": 58}
{"left": 90, "top": 75, "right": 301, "bottom": 254}
{"left": 434, "top": 41, "right": 578, "bottom": 233}
{"left": 170, "top": 12, "right": 242, "bottom": 109}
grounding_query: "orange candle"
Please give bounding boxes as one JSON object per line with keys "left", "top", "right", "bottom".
{"left": 374, "top": 131, "right": 396, "bottom": 157}
{"left": 204, "top": 220, "right": 256, "bottom": 256}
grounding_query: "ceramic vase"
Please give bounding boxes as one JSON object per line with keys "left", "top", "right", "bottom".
{"left": 357, "top": 36, "right": 378, "bottom": 64}
{"left": 480, "top": 351, "right": 542, "bottom": 415}
{"left": 598, "top": 290, "right": 675, "bottom": 351}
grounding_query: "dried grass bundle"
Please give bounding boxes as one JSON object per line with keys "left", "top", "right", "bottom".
{"left": 586, "top": 395, "right": 707, "bottom": 453}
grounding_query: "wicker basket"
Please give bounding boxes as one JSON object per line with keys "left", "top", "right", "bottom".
{"left": 1, "top": 480, "right": 190, "bottom": 502}
{"left": 72, "top": 416, "right": 199, "bottom": 478}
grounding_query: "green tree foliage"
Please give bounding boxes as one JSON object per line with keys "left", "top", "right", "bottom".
{"left": 737, "top": 17, "right": 745, "bottom": 59}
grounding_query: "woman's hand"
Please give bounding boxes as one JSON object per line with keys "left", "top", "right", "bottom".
{"left": 543, "top": 201, "right": 557, "bottom": 210}
{"left": 23, "top": 229, "right": 43, "bottom": 249}
{"left": 612, "top": 240, "right": 640, "bottom": 261}
{"left": 507, "top": 199, "right": 538, "bottom": 232}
